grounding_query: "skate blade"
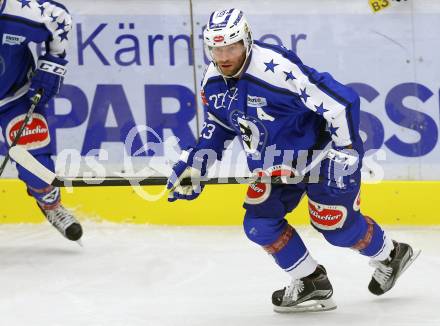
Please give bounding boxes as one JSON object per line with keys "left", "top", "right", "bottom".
{"left": 400, "top": 249, "right": 421, "bottom": 275}
{"left": 76, "top": 239, "right": 84, "bottom": 247}
{"left": 274, "top": 298, "right": 337, "bottom": 313}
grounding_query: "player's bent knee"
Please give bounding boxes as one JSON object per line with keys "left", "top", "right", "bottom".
{"left": 243, "top": 213, "right": 288, "bottom": 247}
{"left": 318, "top": 214, "right": 386, "bottom": 257}
{"left": 262, "top": 224, "right": 294, "bottom": 255}
{"left": 308, "top": 197, "right": 364, "bottom": 247}
{"left": 351, "top": 216, "right": 389, "bottom": 257}
{"left": 244, "top": 219, "right": 313, "bottom": 274}
{"left": 308, "top": 197, "right": 389, "bottom": 256}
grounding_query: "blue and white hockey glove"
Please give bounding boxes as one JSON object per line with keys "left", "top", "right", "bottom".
{"left": 322, "top": 145, "right": 360, "bottom": 192}
{"left": 28, "top": 54, "right": 67, "bottom": 107}
{"left": 167, "top": 148, "right": 209, "bottom": 202}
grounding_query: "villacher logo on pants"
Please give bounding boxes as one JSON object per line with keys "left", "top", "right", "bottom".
{"left": 6, "top": 113, "right": 50, "bottom": 149}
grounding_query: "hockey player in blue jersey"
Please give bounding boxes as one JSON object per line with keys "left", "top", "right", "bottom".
{"left": 0, "top": 0, "right": 82, "bottom": 241}
{"left": 167, "top": 9, "right": 420, "bottom": 312}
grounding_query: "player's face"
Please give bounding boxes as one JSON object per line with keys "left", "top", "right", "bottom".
{"left": 211, "top": 41, "right": 246, "bottom": 77}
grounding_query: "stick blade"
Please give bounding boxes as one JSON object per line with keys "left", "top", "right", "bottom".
{"left": 8, "top": 145, "right": 56, "bottom": 185}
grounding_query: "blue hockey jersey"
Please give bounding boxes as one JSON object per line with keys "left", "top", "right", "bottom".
{"left": 198, "top": 40, "right": 363, "bottom": 173}
{"left": 0, "top": 0, "right": 70, "bottom": 111}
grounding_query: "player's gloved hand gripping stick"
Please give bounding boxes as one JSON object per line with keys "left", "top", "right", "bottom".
{"left": 323, "top": 144, "right": 360, "bottom": 193}
{"left": 0, "top": 90, "right": 44, "bottom": 177}
{"left": 167, "top": 148, "right": 206, "bottom": 202}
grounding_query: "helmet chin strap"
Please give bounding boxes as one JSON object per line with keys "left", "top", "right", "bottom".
{"left": 215, "top": 45, "right": 253, "bottom": 79}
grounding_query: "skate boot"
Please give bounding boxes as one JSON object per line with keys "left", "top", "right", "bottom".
{"left": 368, "top": 240, "right": 421, "bottom": 295}
{"left": 38, "top": 203, "right": 83, "bottom": 241}
{"left": 272, "top": 265, "right": 336, "bottom": 313}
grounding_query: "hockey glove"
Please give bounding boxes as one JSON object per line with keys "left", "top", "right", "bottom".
{"left": 28, "top": 53, "right": 67, "bottom": 107}
{"left": 167, "top": 148, "right": 208, "bottom": 202}
{"left": 322, "top": 144, "right": 360, "bottom": 193}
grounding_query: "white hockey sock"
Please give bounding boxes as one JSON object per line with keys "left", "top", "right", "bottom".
{"left": 371, "top": 234, "right": 394, "bottom": 262}
{"left": 285, "top": 251, "right": 319, "bottom": 280}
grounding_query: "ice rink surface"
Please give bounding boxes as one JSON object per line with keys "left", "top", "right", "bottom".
{"left": 0, "top": 223, "right": 438, "bottom": 326}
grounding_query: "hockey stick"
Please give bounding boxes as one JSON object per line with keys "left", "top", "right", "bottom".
{"left": 0, "top": 90, "right": 43, "bottom": 176}
{"left": 9, "top": 145, "right": 329, "bottom": 187}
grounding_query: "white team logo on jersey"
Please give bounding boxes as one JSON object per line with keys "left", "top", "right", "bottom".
{"left": 230, "top": 110, "right": 268, "bottom": 157}
{"left": 256, "top": 107, "right": 275, "bottom": 122}
{"left": 2, "top": 33, "right": 26, "bottom": 46}
{"left": 247, "top": 95, "right": 275, "bottom": 122}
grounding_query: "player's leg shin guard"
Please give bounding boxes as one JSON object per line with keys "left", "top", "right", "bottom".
{"left": 18, "top": 154, "right": 83, "bottom": 241}
{"left": 316, "top": 212, "right": 394, "bottom": 261}
{"left": 243, "top": 215, "right": 317, "bottom": 280}
{"left": 351, "top": 216, "right": 394, "bottom": 261}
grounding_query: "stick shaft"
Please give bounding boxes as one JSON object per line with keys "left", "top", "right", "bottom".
{"left": 51, "top": 175, "right": 317, "bottom": 187}
{"left": 9, "top": 141, "right": 323, "bottom": 187}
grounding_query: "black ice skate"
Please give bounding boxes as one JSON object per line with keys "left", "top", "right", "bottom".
{"left": 368, "top": 240, "right": 421, "bottom": 296}
{"left": 38, "top": 203, "right": 83, "bottom": 242}
{"left": 272, "top": 265, "right": 337, "bottom": 313}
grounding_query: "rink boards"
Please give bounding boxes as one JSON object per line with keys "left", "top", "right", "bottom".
{"left": 0, "top": 179, "right": 437, "bottom": 225}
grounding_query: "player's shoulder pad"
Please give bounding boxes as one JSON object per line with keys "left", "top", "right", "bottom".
{"left": 2, "top": 0, "right": 48, "bottom": 24}
{"left": 2, "top": 1, "right": 70, "bottom": 28}
{"left": 201, "top": 62, "right": 222, "bottom": 90}
{"left": 253, "top": 40, "right": 303, "bottom": 65}
{"left": 39, "top": 1, "right": 72, "bottom": 36}
{"left": 37, "top": 0, "right": 69, "bottom": 13}
{"left": 246, "top": 41, "right": 305, "bottom": 93}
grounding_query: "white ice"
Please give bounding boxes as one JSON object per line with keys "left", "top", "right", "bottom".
{"left": 0, "top": 223, "right": 438, "bottom": 326}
